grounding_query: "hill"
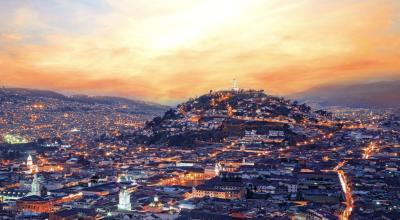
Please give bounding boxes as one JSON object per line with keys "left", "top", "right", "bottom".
{"left": 0, "top": 87, "right": 168, "bottom": 145}
{"left": 128, "top": 89, "right": 337, "bottom": 148}
{"left": 0, "top": 88, "right": 168, "bottom": 114}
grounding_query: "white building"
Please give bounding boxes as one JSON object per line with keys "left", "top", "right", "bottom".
{"left": 118, "top": 187, "right": 132, "bottom": 211}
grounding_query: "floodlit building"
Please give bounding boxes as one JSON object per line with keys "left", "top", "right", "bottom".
{"left": 118, "top": 187, "right": 131, "bottom": 211}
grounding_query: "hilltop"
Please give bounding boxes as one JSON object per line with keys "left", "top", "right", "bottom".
{"left": 0, "top": 88, "right": 168, "bottom": 146}
{"left": 130, "top": 89, "right": 337, "bottom": 147}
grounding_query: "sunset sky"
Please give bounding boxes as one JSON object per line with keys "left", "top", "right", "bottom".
{"left": 0, "top": 0, "right": 399, "bottom": 104}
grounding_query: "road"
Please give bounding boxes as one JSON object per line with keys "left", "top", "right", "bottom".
{"left": 335, "top": 161, "right": 353, "bottom": 220}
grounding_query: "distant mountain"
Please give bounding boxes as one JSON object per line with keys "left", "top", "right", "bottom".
{"left": 0, "top": 88, "right": 168, "bottom": 114}
{"left": 293, "top": 81, "right": 400, "bottom": 109}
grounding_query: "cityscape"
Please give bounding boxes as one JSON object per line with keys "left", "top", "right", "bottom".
{"left": 1, "top": 1, "right": 400, "bottom": 220}
{"left": 0, "top": 84, "right": 399, "bottom": 219}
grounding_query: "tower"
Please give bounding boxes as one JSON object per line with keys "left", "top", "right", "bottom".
{"left": 30, "top": 174, "right": 41, "bottom": 196}
{"left": 27, "top": 154, "right": 33, "bottom": 168}
{"left": 118, "top": 187, "right": 131, "bottom": 211}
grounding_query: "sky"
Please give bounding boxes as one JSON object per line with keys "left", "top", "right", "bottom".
{"left": 0, "top": 0, "right": 399, "bottom": 104}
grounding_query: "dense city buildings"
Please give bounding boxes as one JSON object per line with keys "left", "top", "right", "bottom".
{"left": 0, "top": 86, "right": 399, "bottom": 219}
{"left": 1, "top": 0, "right": 399, "bottom": 218}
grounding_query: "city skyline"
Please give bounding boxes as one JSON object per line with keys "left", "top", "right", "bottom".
{"left": 1, "top": 1, "right": 399, "bottom": 219}
{"left": 1, "top": 0, "right": 399, "bottom": 104}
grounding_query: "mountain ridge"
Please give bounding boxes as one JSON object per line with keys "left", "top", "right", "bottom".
{"left": 292, "top": 80, "right": 400, "bottom": 109}
{"left": 0, "top": 87, "right": 169, "bottom": 110}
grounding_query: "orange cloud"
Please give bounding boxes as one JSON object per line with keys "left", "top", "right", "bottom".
{"left": 0, "top": 0, "right": 399, "bottom": 104}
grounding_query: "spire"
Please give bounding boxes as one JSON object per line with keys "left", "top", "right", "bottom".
{"left": 27, "top": 155, "right": 34, "bottom": 173}
{"left": 27, "top": 154, "right": 33, "bottom": 167}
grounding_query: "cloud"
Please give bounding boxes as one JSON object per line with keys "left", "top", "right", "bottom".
{"left": 0, "top": 0, "right": 399, "bottom": 104}
{"left": 0, "top": 33, "right": 22, "bottom": 42}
